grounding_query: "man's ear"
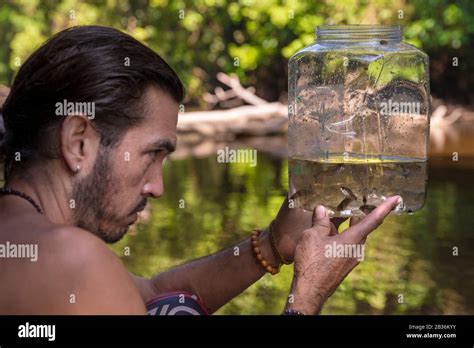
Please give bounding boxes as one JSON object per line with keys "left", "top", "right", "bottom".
{"left": 60, "top": 115, "right": 100, "bottom": 174}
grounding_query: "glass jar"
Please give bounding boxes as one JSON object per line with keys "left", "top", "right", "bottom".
{"left": 288, "top": 25, "right": 430, "bottom": 216}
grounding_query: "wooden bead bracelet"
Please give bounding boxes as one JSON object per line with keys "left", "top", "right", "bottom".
{"left": 250, "top": 228, "right": 281, "bottom": 275}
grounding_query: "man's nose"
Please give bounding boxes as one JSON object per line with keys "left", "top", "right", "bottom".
{"left": 142, "top": 175, "right": 164, "bottom": 198}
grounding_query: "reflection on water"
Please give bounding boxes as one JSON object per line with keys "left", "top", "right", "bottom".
{"left": 111, "top": 141, "right": 474, "bottom": 315}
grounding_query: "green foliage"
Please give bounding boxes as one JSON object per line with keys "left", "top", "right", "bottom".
{"left": 0, "top": 0, "right": 473, "bottom": 103}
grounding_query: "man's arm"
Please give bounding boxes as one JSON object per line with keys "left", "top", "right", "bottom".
{"left": 133, "top": 228, "right": 279, "bottom": 313}
{"left": 133, "top": 197, "right": 400, "bottom": 315}
{"left": 132, "top": 197, "right": 315, "bottom": 313}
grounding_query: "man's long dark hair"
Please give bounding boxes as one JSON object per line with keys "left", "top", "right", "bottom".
{"left": 0, "top": 25, "right": 184, "bottom": 182}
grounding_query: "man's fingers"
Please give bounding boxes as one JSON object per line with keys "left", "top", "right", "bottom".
{"left": 311, "top": 205, "right": 332, "bottom": 236}
{"left": 344, "top": 196, "right": 401, "bottom": 242}
{"left": 349, "top": 216, "right": 362, "bottom": 227}
{"left": 329, "top": 223, "right": 338, "bottom": 236}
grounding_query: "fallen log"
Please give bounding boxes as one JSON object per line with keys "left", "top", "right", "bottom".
{"left": 183, "top": 73, "right": 288, "bottom": 138}
{"left": 177, "top": 102, "right": 288, "bottom": 138}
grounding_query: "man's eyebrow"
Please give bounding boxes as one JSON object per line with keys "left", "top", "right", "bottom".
{"left": 149, "top": 139, "right": 176, "bottom": 153}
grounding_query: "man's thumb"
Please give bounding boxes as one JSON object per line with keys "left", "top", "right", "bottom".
{"left": 312, "top": 205, "right": 331, "bottom": 233}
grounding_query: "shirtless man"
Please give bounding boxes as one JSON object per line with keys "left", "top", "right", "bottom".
{"left": 0, "top": 26, "right": 401, "bottom": 315}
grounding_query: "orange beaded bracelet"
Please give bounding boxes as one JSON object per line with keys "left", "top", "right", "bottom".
{"left": 250, "top": 228, "right": 281, "bottom": 275}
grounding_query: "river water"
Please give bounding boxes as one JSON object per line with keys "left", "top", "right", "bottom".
{"left": 111, "top": 129, "right": 474, "bottom": 314}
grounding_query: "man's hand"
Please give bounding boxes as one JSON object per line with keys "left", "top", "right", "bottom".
{"left": 272, "top": 196, "right": 347, "bottom": 262}
{"left": 285, "top": 195, "right": 401, "bottom": 315}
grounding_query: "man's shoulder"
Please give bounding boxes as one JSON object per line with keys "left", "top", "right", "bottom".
{"left": 40, "top": 225, "right": 127, "bottom": 285}
{"left": 43, "top": 225, "right": 111, "bottom": 257}
{"left": 35, "top": 224, "right": 114, "bottom": 268}
{"left": 34, "top": 225, "right": 146, "bottom": 314}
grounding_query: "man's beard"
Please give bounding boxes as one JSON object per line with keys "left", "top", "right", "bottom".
{"left": 71, "top": 147, "right": 145, "bottom": 244}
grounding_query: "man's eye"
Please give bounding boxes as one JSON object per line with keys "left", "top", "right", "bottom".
{"left": 149, "top": 149, "right": 164, "bottom": 160}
